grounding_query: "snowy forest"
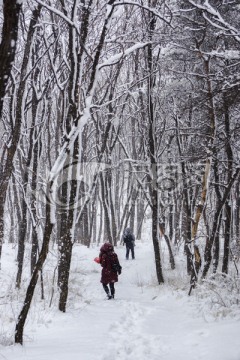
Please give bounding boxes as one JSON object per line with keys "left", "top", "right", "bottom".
{"left": 0, "top": 0, "right": 240, "bottom": 353}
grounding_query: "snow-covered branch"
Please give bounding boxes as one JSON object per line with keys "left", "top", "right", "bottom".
{"left": 114, "top": 1, "right": 173, "bottom": 26}
{"left": 98, "top": 42, "right": 149, "bottom": 69}
{"left": 188, "top": 0, "right": 240, "bottom": 43}
{"left": 35, "top": 0, "right": 76, "bottom": 28}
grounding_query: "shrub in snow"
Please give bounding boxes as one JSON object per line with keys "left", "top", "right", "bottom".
{"left": 196, "top": 273, "right": 240, "bottom": 320}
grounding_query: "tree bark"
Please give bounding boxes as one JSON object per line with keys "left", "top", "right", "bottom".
{"left": 159, "top": 221, "right": 175, "bottom": 270}
{"left": 0, "top": 0, "right": 22, "bottom": 116}
{"left": 0, "top": 0, "right": 22, "bottom": 260}
{"left": 0, "top": 4, "right": 41, "bottom": 260}
{"left": 146, "top": 1, "right": 164, "bottom": 284}
{"left": 222, "top": 95, "right": 233, "bottom": 274}
{"left": 15, "top": 201, "right": 54, "bottom": 344}
{"left": 202, "top": 169, "right": 240, "bottom": 278}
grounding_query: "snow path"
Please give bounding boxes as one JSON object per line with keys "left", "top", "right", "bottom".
{"left": 0, "top": 243, "right": 240, "bottom": 360}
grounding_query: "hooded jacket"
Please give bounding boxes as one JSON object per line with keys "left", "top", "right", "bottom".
{"left": 122, "top": 228, "right": 135, "bottom": 247}
{"left": 99, "top": 243, "right": 120, "bottom": 284}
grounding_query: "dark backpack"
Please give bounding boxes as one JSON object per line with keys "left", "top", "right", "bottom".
{"left": 109, "top": 253, "right": 122, "bottom": 275}
{"left": 111, "top": 262, "right": 122, "bottom": 275}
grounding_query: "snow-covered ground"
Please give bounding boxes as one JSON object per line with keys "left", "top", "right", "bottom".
{"left": 0, "top": 240, "right": 240, "bottom": 360}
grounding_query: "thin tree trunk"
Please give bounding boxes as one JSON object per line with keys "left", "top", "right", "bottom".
{"left": 174, "top": 114, "right": 193, "bottom": 275}
{"left": 152, "top": 189, "right": 164, "bottom": 284}
{"left": 222, "top": 95, "right": 233, "bottom": 274}
{"left": 136, "top": 201, "right": 147, "bottom": 240}
{"left": 212, "top": 216, "right": 222, "bottom": 274}
{"left": 58, "top": 228, "right": 73, "bottom": 312}
{"left": 222, "top": 202, "right": 231, "bottom": 274}
{"left": 159, "top": 221, "right": 175, "bottom": 270}
{"left": 30, "top": 135, "right": 41, "bottom": 274}
{"left": 107, "top": 171, "right": 117, "bottom": 245}
{"left": 97, "top": 195, "right": 103, "bottom": 245}
{"left": 0, "top": 0, "right": 28, "bottom": 259}
{"left": 0, "top": 0, "right": 22, "bottom": 116}
{"left": 15, "top": 201, "right": 54, "bottom": 344}
{"left": 182, "top": 172, "right": 193, "bottom": 275}
{"left": 202, "top": 169, "right": 240, "bottom": 278}
{"left": 173, "top": 193, "right": 181, "bottom": 246}
{"left": 168, "top": 204, "right": 174, "bottom": 242}
{"left": 117, "top": 181, "right": 134, "bottom": 240}
{"left": 16, "top": 73, "right": 40, "bottom": 288}
{"left": 212, "top": 159, "right": 223, "bottom": 274}
{"left": 99, "top": 172, "right": 113, "bottom": 244}
{"left": 235, "top": 179, "right": 240, "bottom": 242}
{"left": 146, "top": 1, "right": 164, "bottom": 284}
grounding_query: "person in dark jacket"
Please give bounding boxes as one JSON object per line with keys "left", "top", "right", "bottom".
{"left": 122, "top": 227, "right": 135, "bottom": 260}
{"left": 99, "top": 242, "right": 121, "bottom": 299}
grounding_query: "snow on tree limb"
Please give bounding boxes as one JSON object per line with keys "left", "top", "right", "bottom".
{"left": 188, "top": 0, "right": 240, "bottom": 43}
{"left": 35, "top": 0, "right": 76, "bottom": 28}
{"left": 115, "top": 1, "right": 173, "bottom": 26}
{"left": 49, "top": 40, "right": 149, "bottom": 186}
{"left": 98, "top": 42, "right": 149, "bottom": 69}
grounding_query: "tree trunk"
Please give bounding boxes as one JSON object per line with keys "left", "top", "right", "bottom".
{"left": 235, "top": 180, "right": 240, "bottom": 242}
{"left": 15, "top": 201, "right": 54, "bottom": 344}
{"left": 58, "top": 229, "right": 73, "bottom": 312}
{"left": 212, "top": 215, "right": 222, "bottom": 274}
{"left": 30, "top": 133, "right": 41, "bottom": 274}
{"left": 146, "top": 1, "right": 164, "bottom": 284}
{"left": 222, "top": 95, "right": 233, "bottom": 275}
{"left": 222, "top": 202, "right": 231, "bottom": 274}
{"left": 212, "top": 159, "right": 223, "bottom": 274}
{"left": 168, "top": 204, "right": 174, "bottom": 242}
{"left": 202, "top": 169, "right": 240, "bottom": 278}
{"left": 0, "top": 0, "right": 22, "bottom": 259}
{"left": 152, "top": 191, "right": 164, "bottom": 284}
{"left": 16, "top": 68, "right": 40, "bottom": 287}
{"left": 182, "top": 178, "right": 193, "bottom": 276}
{"left": 97, "top": 196, "right": 103, "bottom": 245}
{"left": 159, "top": 221, "right": 175, "bottom": 270}
{"left": 136, "top": 200, "right": 147, "bottom": 240}
{"left": 173, "top": 193, "right": 181, "bottom": 246}
{"left": 106, "top": 169, "right": 117, "bottom": 245}
{"left": 99, "top": 172, "right": 113, "bottom": 244}
{"left": 0, "top": 0, "right": 22, "bottom": 116}
{"left": 174, "top": 114, "right": 193, "bottom": 275}
{"left": 0, "top": 4, "right": 41, "bottom": 260}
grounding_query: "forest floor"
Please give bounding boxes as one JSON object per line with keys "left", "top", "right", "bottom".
{"left": 0, "top": 241, "right": 240, "bottom": 360}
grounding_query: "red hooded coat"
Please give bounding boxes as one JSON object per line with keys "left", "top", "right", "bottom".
{"left": 99, "top": 243, "right": 120, "bottom": 284}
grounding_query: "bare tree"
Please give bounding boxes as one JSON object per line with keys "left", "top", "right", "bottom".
{"left": 0, "top": 0, "right": 22, "bottom": 263}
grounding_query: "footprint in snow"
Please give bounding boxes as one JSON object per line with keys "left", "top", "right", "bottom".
{"left": 101, "top": 301, "right": 163, "bottom": 360}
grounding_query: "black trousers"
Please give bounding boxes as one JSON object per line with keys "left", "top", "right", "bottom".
{"left": 102, "top": 283, "right": 115, "bottom": 296}
{"left": 126, "top": 245, "right": 135, "bottom": 259}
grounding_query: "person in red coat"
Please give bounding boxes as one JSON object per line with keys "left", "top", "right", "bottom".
{"left": 99, "top": 242, "right": 121, "bottom": 299}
